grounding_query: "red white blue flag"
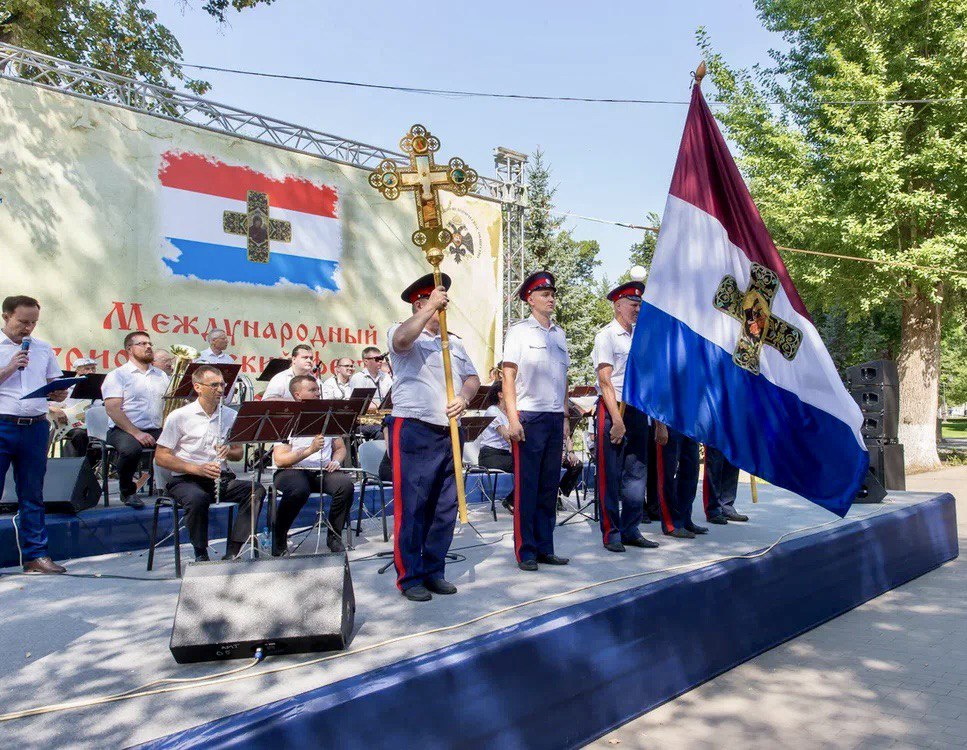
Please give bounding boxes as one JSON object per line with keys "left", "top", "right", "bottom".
{"left": 623, "top": 84, "right": 867, "bottom": 516}
{"left": 158, "top": 151, "right": 341, "bottom": 292}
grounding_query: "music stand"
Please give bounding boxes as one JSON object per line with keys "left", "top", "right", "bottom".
{"left": 257, "top": 358, "right": 290, "bottom": 382}
{"left": 379, "top": 387, "right": 393, "bottom": 411}
{"left": 466, "top": 383, "right": 494, "bottom": 412}
{"left": 460, "top": 414, "right": 495, "bottom": 442}
{"left": 559, "top": 388, "right": 600, "bottom": 526}
{"left": 70, "top": 373, "right": 107, "bottom": 401}
{"left": 225, "top": 400, "right": 301, "bottom": 559}
{"left": 170, "top": 363, "right": 242, "bottom": 399}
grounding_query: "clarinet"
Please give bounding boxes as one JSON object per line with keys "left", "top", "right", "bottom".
{"left": 214, "top": 394, "right": 224, "bottom": 505}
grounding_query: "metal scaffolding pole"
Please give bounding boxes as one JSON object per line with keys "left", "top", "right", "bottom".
{"left": 493, "top": 147, "right": 529, "bottom": 332}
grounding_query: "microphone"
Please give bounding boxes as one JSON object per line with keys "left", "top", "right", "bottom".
{"left": 18, "top": 337, "right": 30, "bottom": 371}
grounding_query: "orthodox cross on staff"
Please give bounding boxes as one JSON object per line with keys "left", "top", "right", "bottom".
{"left": 223, "top": 190, "right": 292, "bottom": 263}
{"left": 368, "top": 124, "right": 479, "bottom": 523}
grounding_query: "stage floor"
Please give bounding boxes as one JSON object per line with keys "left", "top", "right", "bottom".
{"left": 0, "top": 486, "right": 956, "bottom": 748}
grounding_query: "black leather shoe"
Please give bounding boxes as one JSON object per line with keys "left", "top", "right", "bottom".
{"left": 195, "top": 553, "right": 211, "bottom": 563}
{"left": 403, "top": 585, "right": 432, "bottom": 602}
{"left": 424, "top": 577, "right": 457, "bottom": 595}
{"left": 723, "top": 508, "right": 749, "bottom": 522}
{"left": 666, "top": 528, "right": 696, "bottom": 539}
{"left": 685, "top": 523, "right": 709, "bottom": 535}
{"left": 327, "top": 535, "right": 346, "bottom": 554}
{"left": 623, "top": 536, "right": 660, "bottom": 548}
{"left": 707, "top": 515, "right": 728, "bottom": 525}
{"left": 501, "top": 497, "right": 514, "bottom": 513}
{"left": 518, "top": 559, "right": 538, "bottom": 571}
{"left": 536, "top": 554, "right": 569, "bottom": 565}
{"left": 604, "top": 540, "right": 626, "bottom": 553}
{"left": 122, "top": 494, "right": 145, "bottom": 510}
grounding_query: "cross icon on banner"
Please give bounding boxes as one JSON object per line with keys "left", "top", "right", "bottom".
{"left": 713, "top": 262, "right": 803, "bottom": 375}
{"left": 222, "top": 190, "right": 292, "bottom": 263}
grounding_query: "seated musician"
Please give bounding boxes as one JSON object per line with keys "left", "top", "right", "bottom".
{"left": 51, "top": 357, "right": 99, "bottom": 465}
{"left": 349, "top": 347, "right": 394, "bottom": 407}
{"left": 155, "top": 365, "right": 265, "bottom": 562}
{"left": 271, "top": 375, "right": 354, "bottom": 556}
{"left": 476, "top": 382, "right": 582, "bottom": 512}
{"left": 262, "top": 344, "right": 317, "bottom": 401}
{"left": 320, "top": 357, "right": 355, "bottom": 400}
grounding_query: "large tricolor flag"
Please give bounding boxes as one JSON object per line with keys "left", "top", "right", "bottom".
{"left": 623, "top": 83, "right": 867, "bottom": 517}
{"left": 158, "top": 151, "right": 342, "bottom": 292}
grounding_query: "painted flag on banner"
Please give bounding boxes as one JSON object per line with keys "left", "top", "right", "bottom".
{"left": 623, "top": 83, "right": 867, "bottom": 517}
{"left": 158, "top": 151, "right": 342, "bottom": 292}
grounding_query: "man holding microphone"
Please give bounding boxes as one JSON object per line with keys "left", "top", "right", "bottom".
{"left": 0, "top": 295, "right": 69, "bottom": 574}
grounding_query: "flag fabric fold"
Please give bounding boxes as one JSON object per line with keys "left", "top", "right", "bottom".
{"left": 623, "top": 84, "right": 868, "bottom": 517}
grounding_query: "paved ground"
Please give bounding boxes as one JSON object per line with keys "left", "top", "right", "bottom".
{"left": 591, "top": 466, "right": 966, "bottom": 750}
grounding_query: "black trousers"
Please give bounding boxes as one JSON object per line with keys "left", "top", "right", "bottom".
{"left": 166, "top": 473, "right": 265, "bottom": 551}
{"left": 272, "top": 468, "right": 354, "bottom": 549}
{"left": 62, "top": 428, "right": 98, "bottom": 467}
{"left": 478, "top": 445, "right": 582, "bottom": 501}
{"left": 106, "top": 426, "right": 161, "bottom": 496}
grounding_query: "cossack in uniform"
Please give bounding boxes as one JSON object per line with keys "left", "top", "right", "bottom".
{"left": 702, "top": 444, "right": 748, "bottom": 524}
{"left": 502, "top": 271, "right": 570, "bottom": 568}
{"left": 387, "top": 273, "right": 478, "bottom": 596}
{"left": 591, "top": 282, "right": 658, "bottom": 551}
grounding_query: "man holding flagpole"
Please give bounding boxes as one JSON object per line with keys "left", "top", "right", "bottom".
{"left": 622, "top": 65, "right": 867, "bottom": 517}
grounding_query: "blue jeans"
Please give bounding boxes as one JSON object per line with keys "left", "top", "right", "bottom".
{"left": 0, "top": 419, "right": 51, "bottom": 561}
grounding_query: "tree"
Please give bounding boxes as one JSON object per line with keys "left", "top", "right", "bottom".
{"left": 0, "top": 0, "right": 275, "bottom": 95}
{"left": 524, "top": 149, "right": 611, "bottom": 382}
{"left": 699, "top": 2, "right": 967, "bottom": 471}
{"left": 628, "top": 212, "right": 661, "bottom": 276}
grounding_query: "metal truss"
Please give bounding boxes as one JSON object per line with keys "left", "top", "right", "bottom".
{"left": 493, "top": 147, "right": 530, "bottom": 330}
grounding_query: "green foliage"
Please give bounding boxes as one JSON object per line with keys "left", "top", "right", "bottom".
{"left": 697, "top": 2, "right": 967, "bottom": 314}
{"left": 811, "top": 304, "right": 901, "bottom": 376}
{"left": 628, "top": 212, "right": 661, "bottom": 276}
{"left": 524, "top": 149, "right": 611, "bottom": 383}
{"left": 0, "top": 0, "right": 274, "bottom": 94}
{"left": 941, "top": 298, "right": 967, "bottom": 405}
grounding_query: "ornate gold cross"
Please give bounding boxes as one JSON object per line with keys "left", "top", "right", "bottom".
{"left": 368, "top": 124, "right": 478, "bottom": 265}
{"left": 222, "top": 190, "right": 292, "bottom": 264}
{"left": 713, "top": 263, "right": 803, "bottom": 375}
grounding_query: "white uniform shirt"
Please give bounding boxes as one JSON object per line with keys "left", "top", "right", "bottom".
{"left": 262, "top": 368, "right": 311, "bottom": 401}
{"left": 592, "top": 319, "right": 634, "bottom": 397}
{"left": 388, "top": 325, "right": 478, "bottom": 427}
{"left": 348, "top": 370, "right": 393, "bottom": 406}
{"left": 157, "top": 400, "right": 237, "bottom": 476}
{"left": 195, "top": 348, "right": 234, "bottom": 364}
{"left": 476, "top": 405, "right": 510, "bottom": 451}
{"left": 101, "top": 361, "right": 170, "bottom": 429}
{"left": 502, "top": 316, "right": 570, "bottom": 413}
{"left": 0, "top": 335, "right": 62, "bottom": 417}
{"left": 320, "top": 376, "right": 352, "bottom": 400}
{"left": 274, "top": 435, "right": 334, "bottom": 471}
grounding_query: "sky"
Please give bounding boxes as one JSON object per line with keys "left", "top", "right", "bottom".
{"left": 151, "top": 0, "right": 782, "bottom": 282}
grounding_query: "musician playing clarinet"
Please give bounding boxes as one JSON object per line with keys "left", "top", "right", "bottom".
{"left": 155, "top": 365, "right": 265, "bottom": 562}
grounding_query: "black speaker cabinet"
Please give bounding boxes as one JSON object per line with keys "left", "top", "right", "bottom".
{"left": 2, "top": 457, "right": 100, "bottom": 513}
{"left": 846, "top": 359, "right": 899, "bottom": 389}
{"left": 860, "top": 410, "right": 899, "bottom": 442}
{"left": 851, "top": 383, "right": 899, "bottom": 421}
{"left": 855, "top": 468, "right": 887, "bottom": 504}
{"left": 867, "top": 442, "right": 906, "bottom": 491}
{"left": 170, "top": 553, "right": 355, "bottom": 664}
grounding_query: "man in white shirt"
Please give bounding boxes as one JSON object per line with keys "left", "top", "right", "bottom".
{"left": 102, "top": 331, "right": 170, "bottom": 509}
{"left": 349, "top": 346, "right": 394, "bottom": 406}
{"left": 53, "top": 358, "right": 99, "bottom": 465}
{"left": 502, "top": 271, "right": 572, "bottom": 571}
{"left": 0, "top": 295, "right": 69, "bottom": 574}
{"left": 262, "top": 344, "right": 317, "bottom": 401}
{"left": 155, "top": 365, "right": 265, "bottom": 562}
{"left": 592, "top": 281, "right": 660, "bottom": 553}
{"left": 271, "top": 375, "right": 354, "bottom": 556}
{"left": 152, "top": 349, "right": 174, "bottom": 376}
{"left": 387, "top": 273, "right": 480, "bottom": 602}
{"left": 195, "top": 329, "right": 234, "bottom": 364}
{"left": 320, "top": 357, "right": 355, "bottom": 400}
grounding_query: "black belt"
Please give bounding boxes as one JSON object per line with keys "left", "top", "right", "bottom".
{"left": 0, "top": 414, "right": 47, "bottom": 426}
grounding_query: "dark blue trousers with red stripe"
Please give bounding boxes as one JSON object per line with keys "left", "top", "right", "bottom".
{"left": 655, "top": 427, "right": 700, "bottom": 533}
{"left": 388, "top": 417, "right": 457, "bottom": 592}
{"left": 703, "top": 444, "right": 740, "bottom": 520}
{"left": 596, "top": 400, "right": 648, "bottom": 545}
{"left": 512, "top": 411, "right": 564, "bottom": 563}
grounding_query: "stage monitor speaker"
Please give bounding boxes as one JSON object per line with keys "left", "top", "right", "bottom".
{"left": 170, "top": 553, "right": 355, "bottom": 664}
{"left": 846, "top": 359, "right": 899, "bottom": 389}
{"left": 1, "top": 457, "right": 100, "bottom": 513}
{"left": 850, "top": 382, "right": 899, "bottom": 420}
{"left": 860, "top": 411, "right": 899, "bottom": 442}
{"left": 854, "top": 468, "right": 887, "bottom": 504}
{"left": 867, "top": 441, "right": 906, "bottom": 491}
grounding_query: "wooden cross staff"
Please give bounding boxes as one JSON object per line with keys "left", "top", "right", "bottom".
{"left": 369, "top": 124, "right": 479, "bottom": 523}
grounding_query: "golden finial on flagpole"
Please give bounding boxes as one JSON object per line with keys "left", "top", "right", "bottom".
{"left": 693, "top": 61, "right": 707, "bottom": 86}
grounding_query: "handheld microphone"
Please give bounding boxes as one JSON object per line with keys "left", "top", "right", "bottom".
{"left": 18, "top": 337, "right": 30, "bottom": 371}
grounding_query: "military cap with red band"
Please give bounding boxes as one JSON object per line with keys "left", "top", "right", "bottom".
{"left": 518, "top": 270, "right": 557, "bottom": 301}
{"left": 606, "top": 281, "right": 645, "bottom": 302}
{"left": 401, "top": 272, "right": 452, "bottom": 304}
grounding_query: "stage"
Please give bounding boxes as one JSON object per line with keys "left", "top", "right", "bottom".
{"left": 0, "top": 486, "right": 957, "bottom": 749}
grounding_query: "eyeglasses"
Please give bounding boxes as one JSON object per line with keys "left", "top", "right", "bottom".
{"left": 130, "top": 341, "right": 152, "bottom": 348}
{"left": 338, "top": 363, "right": 355, "bottom": 369}
{"left": 364, "top": 355, "right": 385, "bottom": 362}
{"left": 199, "top": 382, "right": 226, "bottom": 390}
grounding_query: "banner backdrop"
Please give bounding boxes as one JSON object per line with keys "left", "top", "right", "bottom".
{"left": 0, "top": 79, "right": 503, "bottom": 386}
